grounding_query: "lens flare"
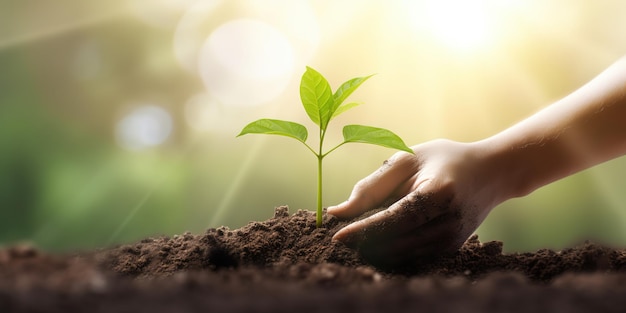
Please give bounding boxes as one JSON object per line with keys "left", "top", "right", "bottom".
{"left": 116, "top": 105, "right": 173, "bottom": 150}
{"left": 199, "top": 19, "right": 295, "bottom": 107}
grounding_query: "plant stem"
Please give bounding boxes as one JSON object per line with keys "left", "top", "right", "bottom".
{"left": 316, "top": 128, "right": 326, "bottom": 228}
{"left": 316, "top": 154, "right": 323, "bottom": 228}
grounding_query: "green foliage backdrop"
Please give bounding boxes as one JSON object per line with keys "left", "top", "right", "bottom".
{"left": 1, "top": 1, "right": 626, "bottom": 252}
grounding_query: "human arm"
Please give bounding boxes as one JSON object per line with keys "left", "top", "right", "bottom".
{"left": 482, "top": 56, "right": 626, "bottom": 198}
{"left": 327, "top": 56, "right": 626, "bottom": 265}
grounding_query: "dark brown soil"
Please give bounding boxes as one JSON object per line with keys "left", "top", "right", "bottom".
{"left": 2, "top": 206, "right": 626, "bottom": 312}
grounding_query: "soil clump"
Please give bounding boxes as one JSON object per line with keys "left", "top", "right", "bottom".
{"left": 1, "top": 206, "right": 626, "bottom": 312}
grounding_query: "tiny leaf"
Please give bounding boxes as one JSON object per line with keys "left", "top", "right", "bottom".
{"left": 331, "top": 74, "right": 374, "bottom": 117}
{"left": 300, "top": 66, "right": 334, "bottom": 130}
{"left": 238, "top": 119, "right": 308, "bottom": 143}
{"left": 342, "top": 125, "right": 413, "bottom": 153}
{"left": 331, "top": 102, "right": 361, "bottom": 119}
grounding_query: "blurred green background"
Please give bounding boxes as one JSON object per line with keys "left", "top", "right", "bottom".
{"left": 1, "top": 0, "right": 626, "bottom": 252}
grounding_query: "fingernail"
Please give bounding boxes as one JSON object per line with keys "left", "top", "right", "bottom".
{"left": 327, "top": 201, "right": 347, "bottom": 214}
{"left": 326, "top": 206, "right": 339, "bottom": 214}
{"left": 332, "top": 227, "right": 357, "bottom": 248}
{"left": 331, "top": 232, "right": 347, "bottom": 244}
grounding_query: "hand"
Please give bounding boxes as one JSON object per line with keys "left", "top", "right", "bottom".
{"left": 328, "top": 139, "right": 503, "bottom": 266}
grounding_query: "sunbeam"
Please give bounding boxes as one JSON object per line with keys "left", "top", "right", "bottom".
{"left": 207, "top": 136, "right": 267, "bottom": 227}
{"left": 107, "top": 188, "right": 155, "bottom": 245}
{"left": 0, "top": 8, "right": 127, "bottom": 50}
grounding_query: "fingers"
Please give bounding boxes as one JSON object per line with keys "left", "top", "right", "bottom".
{"left": 336, "top": 209, "right": 465, "bottom": 267}
{"left": 327, "top": 152, "right": 417, "bottom": 219}
{"left": 332, "top": 191, "right": 449, "bottom": 247}
{"left": 356, "top": 214, "right": 464, "bottom": 266}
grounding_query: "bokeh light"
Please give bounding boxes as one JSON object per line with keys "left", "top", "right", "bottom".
{"left": 199, "top": 18, "right": 295, "bottom": 107}
{"left": 116, "top": 105, "right": 173, "bottom": 150}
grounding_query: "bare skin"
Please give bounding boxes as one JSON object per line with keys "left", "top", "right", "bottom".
{"left": 328, "top": 56, "right": 626, "bottom": 265}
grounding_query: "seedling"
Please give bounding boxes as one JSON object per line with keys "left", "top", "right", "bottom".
{"left": 238, "top": 67, "right": 413, "bottom": 227}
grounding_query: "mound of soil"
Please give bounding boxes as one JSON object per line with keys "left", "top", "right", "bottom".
{"left": 2, "top": 206, "right": 626, "bottom": 312}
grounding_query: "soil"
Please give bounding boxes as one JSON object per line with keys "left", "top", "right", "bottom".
{"left": 2, "top": 206, "right": 626, "bottom": 312}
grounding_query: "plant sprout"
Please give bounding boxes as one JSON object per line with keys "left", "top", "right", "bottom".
{"left": 237, "top": 67, "right": 413, "bottom": 227}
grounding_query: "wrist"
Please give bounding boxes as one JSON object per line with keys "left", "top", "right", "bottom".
{"left": 470, "top": 138, "right": 534, "bottom": 204}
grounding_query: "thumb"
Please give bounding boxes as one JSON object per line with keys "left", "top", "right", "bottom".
{"left": 326, "top": 184, "right": 377, "bottom": 219}
{"left": 326, "top": 200, "right": 352, "bottom": 218}
{"left": 328, "top": 153, "right": 417, "bottom": 219}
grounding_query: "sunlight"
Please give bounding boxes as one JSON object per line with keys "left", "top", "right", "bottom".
{"left": 402, "top": 0, "right": 512, "bottom": 54}
{"left": 207, "top": 136, "right": 267, "bottom": 227}
{"left": 199, "top": 19, "right": 295, "bottom": 107}
{"left": 425, "top": 0, "right": 491, "bottom": 51}
{"left": 107, "top": 188, "right": 155, "bottom": 245}
{"left": 0, "top": 8, "right": 124, "bottom": 50}
{"left": 175, "top": 1, "right": 318, "bottom": 107}
{"left": 242, "top": 0, "right": 320, "bottom": 62}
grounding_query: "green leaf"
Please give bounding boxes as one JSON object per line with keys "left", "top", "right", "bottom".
{"left": 342, "top": 125, "right": 413, "bottom": 153}
{"left": 331, "top": 74, "right": 374, "bottom": 116}
{"left": 237, "top": 119, "right": 308, "bottom": 143}
{"left": 331, "top": 102, "right": 361, "bottom": 119}
{"left": 300, "top": 66, "right": 334, "bottom": 130}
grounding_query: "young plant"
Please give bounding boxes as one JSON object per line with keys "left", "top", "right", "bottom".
{"left": 237, "top": 66, "right": 413, "bottom": 227}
